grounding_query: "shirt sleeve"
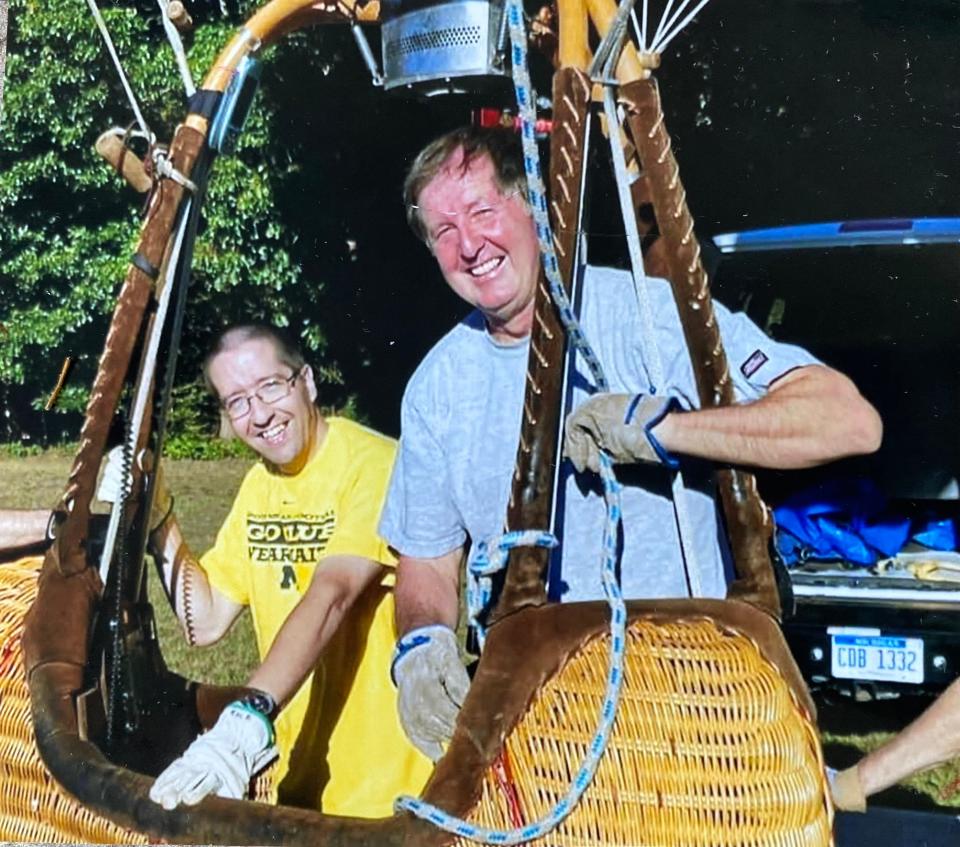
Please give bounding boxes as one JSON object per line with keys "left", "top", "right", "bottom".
{"left": 378, "top": 387, "right": 467, "bottom": 559}
{"left": 712, "top": 299, "right": 823, "bottom": 403}
{"left": 199, "top": 483, "right": 251, "bottom": 606}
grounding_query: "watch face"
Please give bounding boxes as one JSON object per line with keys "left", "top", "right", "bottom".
{"left": 242, "top": 690, "right": 276, "bottom": 717}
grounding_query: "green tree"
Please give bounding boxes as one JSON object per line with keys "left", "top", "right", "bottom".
{"left": 0, "top": 0, "right": 8, "bottom": 116}
{"left": 0, "top": 0, "right": 323, "bottom": 444}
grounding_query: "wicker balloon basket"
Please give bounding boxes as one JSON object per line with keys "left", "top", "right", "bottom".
{"left": 3, "top": 554, "right": 833, "bottom": 846}
{"left": 458, "top": 617, "right": 834, "bottom": 847}
{"left": 0, "top": 556, "right": 148, "bottom": 843}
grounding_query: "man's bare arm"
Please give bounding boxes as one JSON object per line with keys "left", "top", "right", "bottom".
{"left": 149, "top": 517, "right": 243, "bottom": 647}
{"left": 838, "top": 676, "right": 960, "bottom": 808}
{"left": 394, "top": 548, "right": 464, "bottom": 636}
{"left": 0, "top": 509, "right": 49, "bottom": 550}
{"left": 654, "top": 364, "right": 882, "bottom": 469}
{"left": 246, "top": 555, "right": 384, "bottom": 706}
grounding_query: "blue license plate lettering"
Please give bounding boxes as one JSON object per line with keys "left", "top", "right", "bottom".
{"left": 830, "top": 634, "right": 924, "bottom": 684}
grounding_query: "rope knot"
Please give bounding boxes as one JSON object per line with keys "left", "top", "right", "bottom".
{"left": 152, "top": 148, "right": 198, "bottom": 193}
{"left": 468, "top": 530, "right": 558, "bottom": 649}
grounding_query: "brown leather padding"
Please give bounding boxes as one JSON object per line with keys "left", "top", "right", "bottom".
{"left": 14, "top": 533, "right": 816, "bottom": 846}
{"left": 421, "top": 598, "right": 815, "bottom": 832}
{"left": 17, "top": 547, "right": 438, "bottom": 845}
{"left": 22, "top": 545, "right": 102, "bottom": 673}
{"left": 619, "top": 77, "right": 781, "bottom": 619}
{"left": 492, "top": 67, "right": 593, "bottom": 623}
{"left": 28, "top": 665, "right": 424, "bottom": 845}
{"left": 50, "top": 122, "right": 206, "bottom": 577}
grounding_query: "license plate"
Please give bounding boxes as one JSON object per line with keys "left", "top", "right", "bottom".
{"left": 830, "top": 633, "right": 924, "bottom": 684}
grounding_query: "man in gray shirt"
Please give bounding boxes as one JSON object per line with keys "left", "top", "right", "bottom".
{"left": 379, "top": 126, "right": 882, "bottom": 761}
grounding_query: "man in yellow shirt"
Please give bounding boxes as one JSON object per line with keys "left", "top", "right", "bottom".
{"left": 99, "top": 323, "right": 431, "bottom": 815}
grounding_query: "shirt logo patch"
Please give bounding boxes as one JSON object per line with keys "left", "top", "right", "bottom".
{"left": 246, "top": 511, "right": 336, "bottom": 567}
{"left": 740, "top": 349, "right": 769, "bottom": 379}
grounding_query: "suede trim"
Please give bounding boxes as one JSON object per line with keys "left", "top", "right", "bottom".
{"left": 491, "top": 68, "right": 593, "bottom": 624}
{"left": 619, "top": 77, "right": 781, "bottom": 620}
{"left": 54, "top": 122, "right": 207, "bottom": 572}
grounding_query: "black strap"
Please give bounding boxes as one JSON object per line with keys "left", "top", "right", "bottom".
{"left": 130, "top": 252, "right": 160, "bottom": 280}
{"left": 188, "top": 88, "right": 222, "bottom": 121}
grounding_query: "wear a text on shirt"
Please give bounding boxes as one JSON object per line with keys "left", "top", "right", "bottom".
{"left": 246, "top": 512, "right": 336, "bottom": 566}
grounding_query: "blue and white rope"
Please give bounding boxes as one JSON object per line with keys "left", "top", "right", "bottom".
{"left": 503, "top": 0, "right": 608, "bottom": 393}
{"left": 467, "top": 529, "right": 558, "bottom": 651}
{"left": 396, "top": 454, "right": 626, "bottom": 844}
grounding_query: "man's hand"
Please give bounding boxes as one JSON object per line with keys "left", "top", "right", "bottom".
{"left": 564, "top": 393, "right": 678, "bottom": 474}
{"left": 391, "top": 625, "right": 470, "bottom": 761}
{"left": 97, "top": 446, "right": 173, "bottom": 531}
{"left": 149, "top": 701, "right": 277, "bottom": 809}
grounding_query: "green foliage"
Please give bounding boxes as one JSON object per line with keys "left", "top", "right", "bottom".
{"left": 0, "top": 441, "right": 45, "bottom": 457}
{"left": 164, "top": 432, "right": 254, "bottom": 460}
{"left": 0, "top": 0, "right": 326, "bottom": 443}
{"left": 165, "top": 379, "right": 218, "bottom": 437}
{"left": 162, "top": 379, "right": 253, "bottom": 459}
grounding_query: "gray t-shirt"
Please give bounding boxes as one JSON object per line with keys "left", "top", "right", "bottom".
{"left": 379, "top": 266, "right": 819, "bottom": 602}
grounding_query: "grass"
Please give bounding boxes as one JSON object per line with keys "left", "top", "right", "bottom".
{"left": 0, "top": 451, "right": 259, "bottom": 685}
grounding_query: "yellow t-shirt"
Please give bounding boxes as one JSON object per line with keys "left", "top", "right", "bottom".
{"left": 200, "top": 417, "right": 432, "bottom": 816}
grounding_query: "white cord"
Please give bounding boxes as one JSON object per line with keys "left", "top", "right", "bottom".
{"left": 84, "top": 0, "right": 152, "bottom": 139}
{"left": 98, "top": 202, "right": 191, "bottom": 587}
{"left": 155, "top": 0, "right": 196, "bottom": 97}
{"left": 600, "top": 82, "right": 705, "bottom": 598}
{"left": 649, "top": 0, "right": 678, "bottom": 53}
{"left": 651, "top": 0, "right": 712, "bottom": 54}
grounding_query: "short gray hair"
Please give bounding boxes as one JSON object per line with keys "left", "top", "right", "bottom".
{"left": 202, "top": 324, "right": 305, "bottom": 396}
{"left": 404, "top": 126, "right": 528, "bottom": 244}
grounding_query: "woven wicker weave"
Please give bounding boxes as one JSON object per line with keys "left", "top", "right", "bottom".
{"left": 457, "top": 617, "right": 833, "bottom": 847}
{"left": 0, "top": 556, "right": 149, "bottom": 843}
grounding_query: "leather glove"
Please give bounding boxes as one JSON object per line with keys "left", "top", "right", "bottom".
{"left": 149, "top": 701, "right": 278, "bottom": 809}
{"left": 564, "top": 393, "right": 679, "bottom": 474}
{"left": 391, "top": 625, "right": 470, "bottom": 761}
{"left": 826, "top": 765, "right": 866, "bottom": 813}
{"left": 97, "top": 445, "right": 173, "bottom": 532}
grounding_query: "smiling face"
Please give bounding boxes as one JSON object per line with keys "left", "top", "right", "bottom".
{"left": 417, "top": 149, "right": 541, "bottom": 343}
{"left": 207, "top": 337, "right": 323, "bottom": 475}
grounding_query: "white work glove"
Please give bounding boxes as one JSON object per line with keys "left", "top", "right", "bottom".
{"left": 391, "top": 625, "right": 470, "bottom": 761}
{"left": 149, "top": 701, "right": 278, "bottom": 809}
{"left": 826, "top": 765, "right": 867, "bottom": 813}
{"left": 97, "top": 445, "right": 173, "bottom": 532}
{"left": 564, "top": 392, "right": 679, "bottom": 474}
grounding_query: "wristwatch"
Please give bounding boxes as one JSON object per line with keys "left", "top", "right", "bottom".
{"left": 238, "top": 689, "right": 277, "bottom": 721}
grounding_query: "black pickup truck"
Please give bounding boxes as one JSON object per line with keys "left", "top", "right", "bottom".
{"left": 711, "top": 217, "right": 960, "bottom": 842}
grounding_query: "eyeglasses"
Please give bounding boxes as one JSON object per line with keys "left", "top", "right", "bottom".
{"left": 221, "top": 370, "right": 302, "bottom": 420}
{"left": 412, "top": 189, "right": 525, "bottom": 249}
